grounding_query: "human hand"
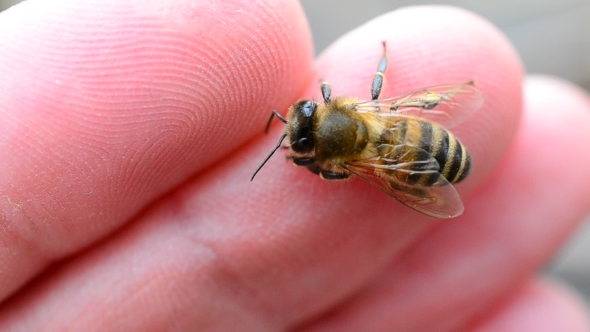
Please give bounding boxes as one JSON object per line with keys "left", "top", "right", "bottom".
{"left": 0, "top": 0, "right": 589, "bottom": 330}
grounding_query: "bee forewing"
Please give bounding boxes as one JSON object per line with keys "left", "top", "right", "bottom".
{"left": 344, "top": 144, "right": 465, "bottom": 218}
{"left": 388, "top": 176, "right": 464, "bottom": 218}
{"left": 354, "top": 81, "right": 483, "bottom": 129}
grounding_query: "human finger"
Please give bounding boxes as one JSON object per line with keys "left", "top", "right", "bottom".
{"left": 0, "top": 0, "right": 312, "bottom": 301}
{"left": 473, "top": 278, "right": 589, "bottom": 332}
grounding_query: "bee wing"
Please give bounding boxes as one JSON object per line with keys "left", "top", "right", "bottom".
{"left": 353, "top": 81, "right": 483, "bottom": 129}
{"left": 343, "top": 144, "right": 464, "bottom": 219}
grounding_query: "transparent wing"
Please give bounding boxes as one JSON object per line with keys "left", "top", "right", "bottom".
{"left": 353, "top": 81, "right": 483, "bottom": 129}
{"left": 343, "top": 144, "right": 464, "bottom": 219}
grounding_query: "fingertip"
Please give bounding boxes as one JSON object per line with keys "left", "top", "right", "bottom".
{"left": 525, "top": 75, "right": 590, "bottom": 115}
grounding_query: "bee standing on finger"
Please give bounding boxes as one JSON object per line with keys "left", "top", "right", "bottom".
{"left": 251, "top": 42, "right": 484, "bottom": 219}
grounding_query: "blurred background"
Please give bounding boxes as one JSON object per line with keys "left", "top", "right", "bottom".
{"left": 1, "top": 0, "right": 589, "bottom": 303}
{"left": 302, "top": 0, "right": 590, "bottom": 89}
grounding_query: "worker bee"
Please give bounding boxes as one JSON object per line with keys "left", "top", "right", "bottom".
{"left": 251, "top": 42, "right": 483, "bottom": 218}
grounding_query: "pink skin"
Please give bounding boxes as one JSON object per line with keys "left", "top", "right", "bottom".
{"left": 474, "top": 279, "right": 590, "bottom": 332}
{"left": 0, "top": 1, "right": 588, "bottom": 330}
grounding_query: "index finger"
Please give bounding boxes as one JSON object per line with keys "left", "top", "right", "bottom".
{"left": 0, "top": 0, "right": 312, "bottom": 300}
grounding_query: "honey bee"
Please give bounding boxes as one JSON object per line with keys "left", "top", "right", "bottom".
{"left": 251, "top": 42, "right": 483, "bottom": 218}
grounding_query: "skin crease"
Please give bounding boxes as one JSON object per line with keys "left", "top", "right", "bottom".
{"left": 0, "top": 1, "right": 589, "bottom": 331}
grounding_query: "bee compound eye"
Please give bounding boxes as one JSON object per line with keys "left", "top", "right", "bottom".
{"left": 292, "top": 137, "right": 314, "bottom": 153}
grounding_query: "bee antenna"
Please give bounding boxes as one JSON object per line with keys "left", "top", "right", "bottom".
{"left": 251, "top": 133, "right": 288, "bottom": 181}
{"left": 265, "top": 110, "right": 288, "bottom": 134}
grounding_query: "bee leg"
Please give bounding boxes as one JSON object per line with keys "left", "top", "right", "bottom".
{"left": 306, "top": 164, "right": 322, "bottom": 175}
{"left": 320, "top": 80, "right": 331, "bottom": 103}
{"left": 320, "top": 170, "right": 350, "bottom": 180}
{"left": 371, "top": 41, "right": 388, "bottom": 100}
{"left": 293, "top": 157, "right": 315, "bottom": 166}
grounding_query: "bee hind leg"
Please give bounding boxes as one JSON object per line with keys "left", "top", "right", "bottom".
{"left": 371, "top": 41, "right": 388, "bottom": 100}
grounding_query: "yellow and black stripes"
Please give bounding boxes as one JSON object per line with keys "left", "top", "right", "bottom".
{"left": 386, "top": 119, "right": 471, "bottom": 185}
{"left": 441, "top": 134, "right": 471, "bottom": 183}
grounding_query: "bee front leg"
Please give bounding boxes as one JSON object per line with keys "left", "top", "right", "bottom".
{"left": 293, "top": 157, "right": 315, "bottom": 166}
{"left": 306, "top": 164, "right": 322, "bottom": 175}
{"left": 303, "top": 163, "right": 349, "bottom": 179}
{"left": 319, "top": 170, "right": 350, "bottom": 180}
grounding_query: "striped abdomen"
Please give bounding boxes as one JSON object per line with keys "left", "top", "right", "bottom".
{"left": 385, "top": 118, "right": 471, "bottom": 186}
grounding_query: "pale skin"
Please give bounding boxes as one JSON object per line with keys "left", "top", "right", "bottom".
{"left": 0, "top": 0, "right": 589, "bottom": 330}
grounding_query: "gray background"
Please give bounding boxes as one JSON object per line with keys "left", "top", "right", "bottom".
{"left": 1, "top": 0, "right": 589, "bottom": 305}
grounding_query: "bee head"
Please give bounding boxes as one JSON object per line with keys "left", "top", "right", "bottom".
{"left": 250, "top": 100, "right": 317, "bottom": 182}
{"left": 288, "top": 100, "right": 317, "bottom": 154}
